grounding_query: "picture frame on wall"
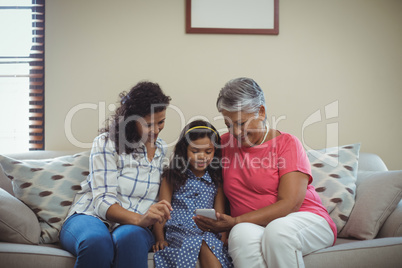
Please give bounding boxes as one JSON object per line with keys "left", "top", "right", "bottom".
{"left": 186, "top": 0, "right": 279, "bottom": 35}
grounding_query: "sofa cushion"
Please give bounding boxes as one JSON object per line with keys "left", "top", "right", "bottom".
{"left": 338, "top": 170, "right": 402, "bottom": 239}
{"left": 0, "top": 188, "right": 41, "bottom": 244}
{"left": 303, "top": 237, "right": 402, "bottom": 268}
{"left": 307, "top": 143, "right": 360, "bottom": 233}
{"left": 377, "top": 201, "right": 402, "bottom": 238}
{"left": 0, "top": 152, "right": 90, "bottom": 244}
{"left": 0, "top": 164, "right": 14, "bottom": 196}
{"left": 0, "top": 242, "right": 76, "bottom": 268}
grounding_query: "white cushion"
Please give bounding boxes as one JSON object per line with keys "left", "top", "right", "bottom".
{"left": 307, "top": 143, "right": 361, "bottom": 233}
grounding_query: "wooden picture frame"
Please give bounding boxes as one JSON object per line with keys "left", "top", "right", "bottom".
{"left": 186, "top": 0, "right": 279, "bottom": 35}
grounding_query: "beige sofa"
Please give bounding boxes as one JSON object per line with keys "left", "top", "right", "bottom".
{"left": 0, "top": 150, "right": 401, "bottom": 268}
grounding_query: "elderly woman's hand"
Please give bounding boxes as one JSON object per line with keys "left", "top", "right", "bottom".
{"left": 193, "top": 212, "right": 237, "bottom": 233}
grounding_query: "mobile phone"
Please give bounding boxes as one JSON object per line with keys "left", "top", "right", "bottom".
{"left": 195, "top": 209, "right": 217, "bottom": 220}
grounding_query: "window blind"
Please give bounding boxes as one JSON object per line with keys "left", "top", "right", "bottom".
{"left": 29, "top": 0, "right": 45, "bottom": 150}
{"left": 0, "top": 0, "right": 45, "bottom": 151}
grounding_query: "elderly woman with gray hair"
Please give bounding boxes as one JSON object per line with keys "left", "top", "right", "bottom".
{"left": 194, "top": 77, "right": 336, "bottom": 268}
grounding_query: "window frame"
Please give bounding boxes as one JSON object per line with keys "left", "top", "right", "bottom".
{"left": 0, "top": 0, "right": 45, "bottom": 150}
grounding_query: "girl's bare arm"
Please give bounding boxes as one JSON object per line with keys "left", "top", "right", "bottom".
{"left": 152, "top": 177, "right": 174, "bottom": 251}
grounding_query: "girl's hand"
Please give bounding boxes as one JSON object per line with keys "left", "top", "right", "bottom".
{"left": 153, "top": 240, "right": 169, "bottom": 252}
{"left": 138, "top": 200, "right": 173, "bottom": 227}
{"left": 193, "top": 212, "right": 236, "bottom": 233}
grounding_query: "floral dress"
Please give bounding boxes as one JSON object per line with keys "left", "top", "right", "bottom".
{"left": 154, "top": 170, "right": 233, "bottom": 267}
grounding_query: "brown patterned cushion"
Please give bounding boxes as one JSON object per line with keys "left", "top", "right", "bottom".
{"left": 0, "top": 152, "right": 90, "bottom": 244}
{"left": 307, "top": 143, "right": 360, "bottom": 234}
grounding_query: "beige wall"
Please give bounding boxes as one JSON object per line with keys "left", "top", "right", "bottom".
{"left": 45, "top": 0, "right": 402, "bottom": 170}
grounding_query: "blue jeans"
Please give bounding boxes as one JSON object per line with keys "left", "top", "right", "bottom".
{"left": 60, "top": 214, "right": 154, "bottom": 268}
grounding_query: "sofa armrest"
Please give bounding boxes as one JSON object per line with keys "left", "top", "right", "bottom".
{"left": 358, "top": 152, "right": 388, "bottom": 172}
{"left": 377, "top": 200, "right": 402, "bottom": 238}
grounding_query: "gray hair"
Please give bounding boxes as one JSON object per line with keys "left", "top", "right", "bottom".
{"left": 216, "top": 77, "right": 266, "bottom": 118}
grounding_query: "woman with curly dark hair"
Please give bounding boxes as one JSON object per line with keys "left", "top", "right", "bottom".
{"left": 60, "top": 81, "right": 173, "bottom": 268}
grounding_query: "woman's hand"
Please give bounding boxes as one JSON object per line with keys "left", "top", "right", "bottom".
{"left": 193, "top": 212, "right": 236, "bottom": 233}
{"left": 153, "top": 240, "right": 169, "bottom": 252}
{"left": 221, "top": 231, "right": 229, "bottom": 247}
{"left": 138, "top": 200, "right": 173, "bottom": 228}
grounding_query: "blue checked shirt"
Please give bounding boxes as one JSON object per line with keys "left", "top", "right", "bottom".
{"left": 65, "top": 133, "right": 168, "bottom": 230}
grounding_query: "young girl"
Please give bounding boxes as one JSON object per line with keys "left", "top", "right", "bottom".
{"left": 153, "top": 120, "right": 233, "bottom": 268}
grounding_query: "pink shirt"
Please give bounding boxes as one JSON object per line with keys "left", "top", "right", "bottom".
{"left": 221, "top": 132, "right": 337, "bottom": 242}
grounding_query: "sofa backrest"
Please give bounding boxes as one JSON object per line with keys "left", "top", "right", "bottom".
{"left": 4, "top": 151, "right": 389, "bottom": 171}
{"left": 3, "top": 150, "right": 82, "bottom": 160}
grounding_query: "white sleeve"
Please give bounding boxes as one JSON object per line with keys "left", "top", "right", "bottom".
{"left": 89, "top": 135, "right": 121, "bottom": 220}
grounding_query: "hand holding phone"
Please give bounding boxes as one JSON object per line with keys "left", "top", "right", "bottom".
{"left": 195, "top": 209, "right": 217, "bottom": 220}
